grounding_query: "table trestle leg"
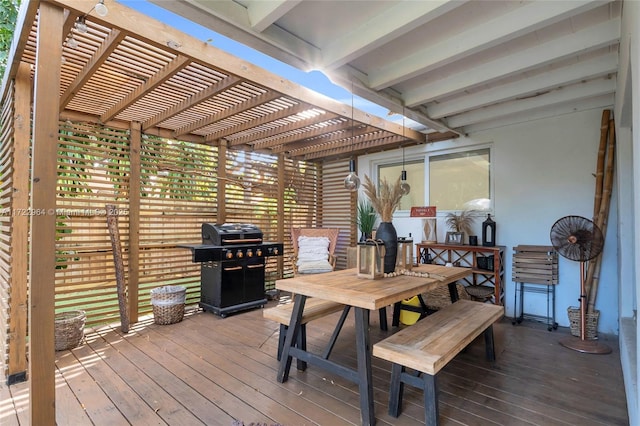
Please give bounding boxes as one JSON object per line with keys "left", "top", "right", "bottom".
{"left": 354, "top": 307, "right": 375, "bottom": 426}
{"left": 277, "top": 294, "right": 306, "bottom": 382}
{"left": 321, "top": 305, "right": 351, "bottom": 359}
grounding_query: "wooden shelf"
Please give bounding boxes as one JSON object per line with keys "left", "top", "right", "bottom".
{"left": 416, "top": 243, "right": 505, "bottom": 306}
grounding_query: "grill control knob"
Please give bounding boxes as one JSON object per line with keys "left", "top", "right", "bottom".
{"left": 236, "top": 250, "right": 244, "bottom": 258}
{"left": 226, "top": 251, "right": 233, "bottom": 259}
{"left": 256, "top": 248, "right": 263, "bottom": 257}
{"left": 246, "top": 249, "right": 253, "bottom": 257}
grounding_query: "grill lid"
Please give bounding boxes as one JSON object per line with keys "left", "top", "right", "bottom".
{"left": 202, "top": 223, "right": 263, "bottom": 245}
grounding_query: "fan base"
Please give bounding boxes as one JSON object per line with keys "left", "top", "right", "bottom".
{"left": 559, "top": 336, "right": 612, "bottom": 354}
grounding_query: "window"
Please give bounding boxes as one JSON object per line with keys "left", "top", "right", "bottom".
{"left": 378, "top": 160, "right": 424, "bottom": 211}
{"left": 428, "top": 148, "right": 491, "bottom": 211}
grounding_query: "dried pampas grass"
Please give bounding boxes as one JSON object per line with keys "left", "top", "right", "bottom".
{"left": 445, "top": 209, "right": 477, "bottom": 235}
{"left": 362, "top": 175, "right": 403, "bottom": 222}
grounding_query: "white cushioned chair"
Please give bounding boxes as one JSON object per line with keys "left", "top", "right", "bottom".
{"left": 291, "top": 227, "right": 339, "bottom": 275}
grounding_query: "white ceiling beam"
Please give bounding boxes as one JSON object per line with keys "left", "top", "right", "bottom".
{"left": 183, "top": 0, "right": 249, "bottom": 24}
{"left": 462, "top": 94, "right": 614, "bottom": 134}
{"left": 405, "top": 18, "right": 620, "bottom": 107}
{"left": 320, "top": 0, "right": 466, "bottom": 71}
{"left": 325, "top": 68, "right": 461, "bottom": 135}
{"left": 152, "top": 0, "right": 321, "bottom": 69}
{"left": 369, "top": 0, "right": 609, "bottom": 90}
{"left": 428, "top": 52, "right": 619, "bottom": 118}
{"left": 447, "top": 77, "right": 616, "bottom": 128}
{"left": 247, "top": 0, "right": 302, "bottom": 32}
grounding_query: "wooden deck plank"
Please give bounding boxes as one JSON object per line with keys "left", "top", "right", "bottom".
{"left": 0, "top": 380, "right": 21, "bottom": 425}
{"left": 99, "top": 323, "right": 237, "bottom": 425}
{"left": 84, "top": 330, "right": 206, "bottom": 425}
{"left": 3, "top": 301, "right": 629, "bottom": 426}
{"left": 53, "top": 368, "right": 94, "bottom": 426}
{"left": 122, "top": 312, "right": 330, "bottom": 425}
{"left": 159, "top": 311, "right": 359, "bottom": 425}
{"left": 70, "top": 333, "right": 174, "bottom": 425}
{"left": 55, "top": 349, "right": 130, "bottom": 425}
{"left": 117, "top": 317, "right": 316, "bottom": 424}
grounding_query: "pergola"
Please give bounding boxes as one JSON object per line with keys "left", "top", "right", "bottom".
{"left": 1, "top": 1, "right": 461, "bottom": 423}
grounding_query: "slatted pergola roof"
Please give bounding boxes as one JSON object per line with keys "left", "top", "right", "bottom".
{"left": 5, "top": 0, "right": 456, "bottom": 163}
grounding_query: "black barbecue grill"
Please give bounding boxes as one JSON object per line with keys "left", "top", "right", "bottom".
{"left": 182, "top": 223, "right": 283, "bottom": 317}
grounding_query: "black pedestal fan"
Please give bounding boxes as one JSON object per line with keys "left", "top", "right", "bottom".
{"left": 550, "top": 215, "right": 611, "bottom": 354}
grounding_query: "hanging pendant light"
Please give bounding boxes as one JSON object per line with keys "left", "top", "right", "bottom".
{"left": 75, "top": 16, "right": 88, "bottom": 34}
{"left": 344, "top": 81, "right": 360, "bottom": 191}
{"left": 344, "top": 159, "right": 360, "bottom": 191}
{"left": 94, "top": 0, "right": 109, "bottom": 17}
{"left": 66, "top": 35, "right": 78, "bottom": 49}
{"left": 400, "top": 108, "right": 410, "bottom": 195}
{"left": 400, "top": 162, "right": 410, "bottom": 195}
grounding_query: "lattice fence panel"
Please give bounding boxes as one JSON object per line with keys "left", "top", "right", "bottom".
{"left": 223, "top": 151, "right": 282, "bottom": 288}
{"left": 280, "top": 157, "right": 320, "bottom": 277}
{"left": 138, "top": 136, "right": 218, "bottom": 313}
{"left": 319, "top": 159, "right": 356, "bottom": 270}
{"left": 0, "top": 82, "right": 15, "bottom": 375}
{"left": 55, "top": 122, "right": 131, "bottom": 326}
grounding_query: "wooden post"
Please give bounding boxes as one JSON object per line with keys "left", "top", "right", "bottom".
{"left": 350, "top": 159, "right": 358, "bottom": 247}
{"left": 128, "top": 122, "right": 141, "bottom": 323}
{"left": 106, "top": 204, "right": 130, "bottom": 333}
{"left": 277, "top": 154, "right": 285, "bottom": 276}
{"left": 29, "top": 3, "right": 63, "bottom": 424}
{"left": 6, "top": 62, "right": 31, "bottom": 384}
{"left": 217, "top": 139, "right": 227, "bottom": 223}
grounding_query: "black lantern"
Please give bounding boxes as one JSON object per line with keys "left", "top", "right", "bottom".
{"left": 482, "top": 214, "right": 496, "bottom": 247}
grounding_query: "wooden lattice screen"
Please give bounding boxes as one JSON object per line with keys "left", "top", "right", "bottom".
{"left": 319, "top": 160, "right": 357, "bottom": 270}
{"left": 1, "top": 117, "right": 350, "bottom": 376}
{"left": 137, "top": 136, "right": 220, "bottom": 316}
{"left": 1, "top": 71, "right": 31, "bottom": 381}
{"left": 0, "top": 81, "right": 16, "bottom": 378}
{"left": 55, "top": 122, "right": 132, "bottom": 326}
{"left": 53, "top": 125, "right": 333, "bottom": 326}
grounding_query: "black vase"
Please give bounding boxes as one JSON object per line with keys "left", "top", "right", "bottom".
{"left": 376, "top": 221, "right": 397, "bottom": 273}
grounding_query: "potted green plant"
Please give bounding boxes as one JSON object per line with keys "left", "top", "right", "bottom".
{"left": 357, "top": 199, "right": 377, "bottom": 241}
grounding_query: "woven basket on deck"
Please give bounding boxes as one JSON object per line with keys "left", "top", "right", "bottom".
{"left": 423, "top": 283, "right": 470, "bottom": 311}
{"left": 55, "top": 310, "right": 86, "bottom": 351}
{"left": 150, "top": 285, "right": 186, "bottom": 325}
{"left": 568, "top": 307, "right": 599, "bottom": 339}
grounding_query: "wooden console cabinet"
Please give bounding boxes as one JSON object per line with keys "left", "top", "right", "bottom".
{"left": 415, "top": 243, "right": 505, "bottom": 305}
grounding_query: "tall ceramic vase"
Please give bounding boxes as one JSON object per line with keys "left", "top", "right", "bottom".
{"left": 376, "top": 222, "right": 397, "bottom": 273}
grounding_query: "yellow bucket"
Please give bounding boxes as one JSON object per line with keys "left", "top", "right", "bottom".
{"left": 399, "top": 296, "right": 421, "bottom": 325}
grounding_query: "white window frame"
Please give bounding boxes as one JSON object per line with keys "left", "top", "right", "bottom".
{"left": 366, "top": 143, "right": 494, "bottom": 219}
{"left": 426, "top": 144, "right": 494, "bottom": 216}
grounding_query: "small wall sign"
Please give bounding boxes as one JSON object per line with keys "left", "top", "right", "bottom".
{"left": 410, "top": 206, "right": 437, "bottom": 217}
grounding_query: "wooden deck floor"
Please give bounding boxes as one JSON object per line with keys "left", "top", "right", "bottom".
{"left": 1, "top": 301, "right": 629, "bottom": 425}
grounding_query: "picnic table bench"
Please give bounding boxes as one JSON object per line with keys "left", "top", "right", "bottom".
{"left": 373, "top": 299, "right": 504, "bottom": 425}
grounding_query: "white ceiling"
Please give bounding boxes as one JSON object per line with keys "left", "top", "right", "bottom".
{"left": 152, "top": 0, "right": 621, "bottom": 138}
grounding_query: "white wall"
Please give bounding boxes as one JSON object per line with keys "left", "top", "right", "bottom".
{"left": 615, "top": 1, "right": 639, "bottom": 423}
{"left": 358, "top": 108, "right": 619, "bottom": 334}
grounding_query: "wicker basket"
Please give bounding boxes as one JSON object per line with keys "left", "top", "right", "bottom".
{"left": 150, "top": 285, "right": 186, "bottom": 325}
{"left": 568, "top": 307, "right": 599, "bottom": 339}
{"left": 55, "top": 310, "right": 86, "bottom": 351}
{"left": 423, "top": 283, "right": 470, "bottom": 311}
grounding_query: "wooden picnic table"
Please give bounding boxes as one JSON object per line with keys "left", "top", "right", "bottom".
{"left": 275, "top": 264, "right": 471, "bottom": 425}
